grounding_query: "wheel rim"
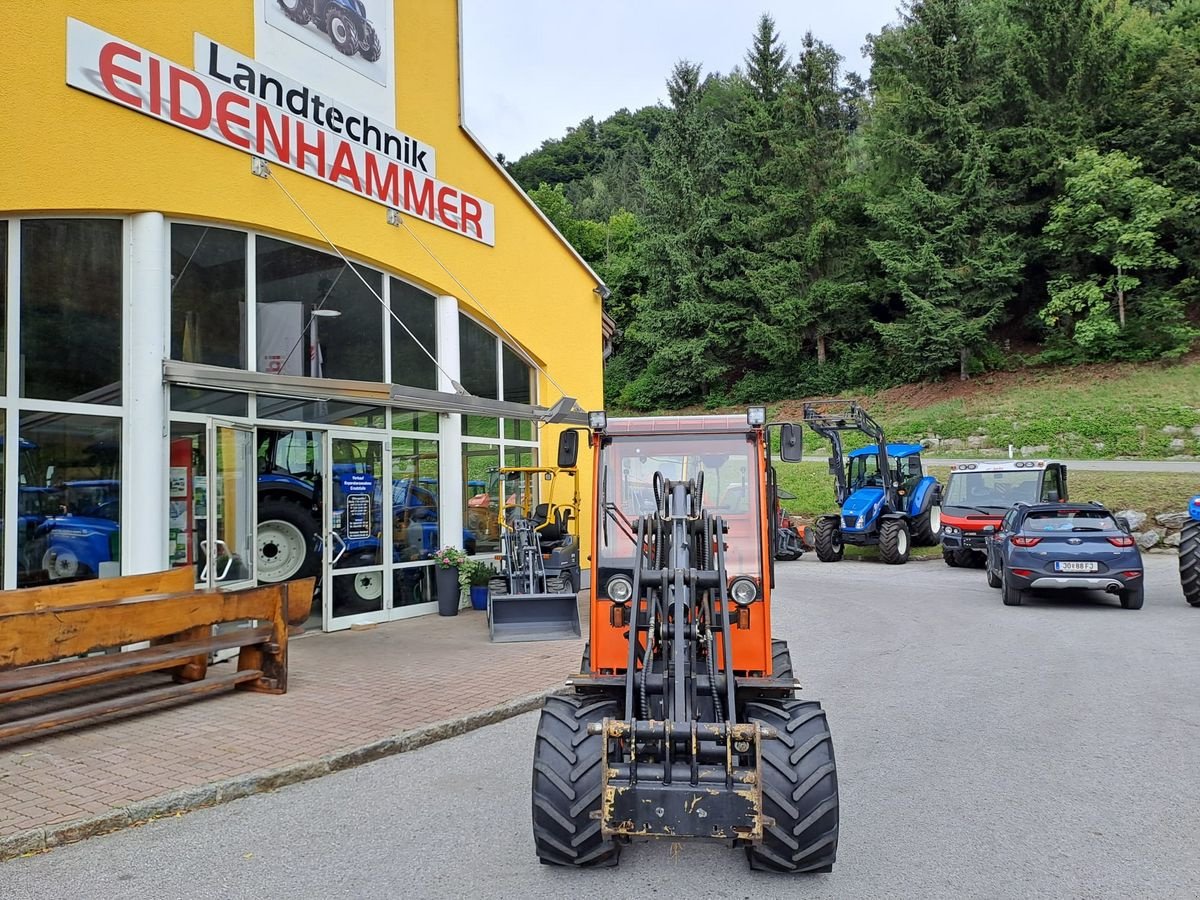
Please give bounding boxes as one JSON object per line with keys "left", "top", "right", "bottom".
{"left": 929, "top": 506, "right": 941, "bottom": 534}
{"left": 351, "top": 570, "right": 383, "bottom": 601}
{"left": 44, "top": 547, "right": 79, "bottom": 580}
{"left": 257, "top": 519, "right": 308, "bottom": 582}
{"left": 897, "top": 528, "right": 909, "bottom": 555}
{"left": 331, "top": 18, "right": 350, "bottom": 43}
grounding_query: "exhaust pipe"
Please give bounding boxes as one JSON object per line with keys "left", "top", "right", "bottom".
{"left": 1104, "top": 582, "right": 1122, "bottom": 594}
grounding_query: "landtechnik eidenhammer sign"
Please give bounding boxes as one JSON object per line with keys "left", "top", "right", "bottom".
{"left": 66, "top": 18, "right": 496, "bottom": 245}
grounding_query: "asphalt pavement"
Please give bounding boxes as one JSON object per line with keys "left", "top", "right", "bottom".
{"left": 5, "top": 554, "right": 1200, "bottom": 899}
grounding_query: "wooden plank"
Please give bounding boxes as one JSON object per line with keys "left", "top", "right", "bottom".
{"left": 0, "top": 567, "right": 196, "bottom": 616}
{"left": 0, "top": 669, "right": 262, "bottom": 743}
{"left": 0, "top": 625, "right": 274, "bottom": 701}
{"left": 0, "top": 583, "right": 286, "bottom": 669}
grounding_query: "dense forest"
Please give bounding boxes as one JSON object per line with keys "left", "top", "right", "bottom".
{"left": 503, "top": 0, "right": 1200, "bottom": 410}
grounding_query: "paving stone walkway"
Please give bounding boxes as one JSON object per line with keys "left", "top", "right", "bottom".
{"left": 0, "top": 601, "right": 586, "bottom": 847}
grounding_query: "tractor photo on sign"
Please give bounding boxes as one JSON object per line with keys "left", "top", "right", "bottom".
{"left": 267, "top": 0, "right": 389, "bottom": 83}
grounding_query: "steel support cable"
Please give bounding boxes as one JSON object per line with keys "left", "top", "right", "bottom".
{"left": 394, "top": 215, "right": 576, "bottom": 404}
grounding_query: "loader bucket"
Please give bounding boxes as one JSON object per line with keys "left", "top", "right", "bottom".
{"left": 488, "top": 592, "right": 581, "bottom": 643}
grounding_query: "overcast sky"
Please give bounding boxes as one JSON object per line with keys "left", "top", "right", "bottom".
{"left": 460, "top": 1, "right": 902, "bottom": 161}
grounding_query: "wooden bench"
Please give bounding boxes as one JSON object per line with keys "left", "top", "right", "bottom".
{"left": 0, "top": 573, "right": 314, "bottom": 743}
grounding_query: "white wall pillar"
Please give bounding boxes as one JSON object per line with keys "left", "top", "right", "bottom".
{"left": 435, "top": 294, "right": 464, "bottom": 549}
{"left": 123, "top": 212, "right": 169, "bottom": 574}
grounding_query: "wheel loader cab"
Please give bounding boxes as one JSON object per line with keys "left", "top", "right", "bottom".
{"left": 590, "top": 416, "right": 773, "bottom": 677}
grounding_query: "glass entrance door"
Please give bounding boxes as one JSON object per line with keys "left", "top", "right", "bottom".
{"left": 207, "top": 423, "right": 256, "bottom": 589}
{"left": 323, "top": 431, "right": 389, "bottom": 630}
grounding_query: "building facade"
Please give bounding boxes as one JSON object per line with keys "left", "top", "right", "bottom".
{"left": 0, "top": 1, "right": 605, "bottom": 630}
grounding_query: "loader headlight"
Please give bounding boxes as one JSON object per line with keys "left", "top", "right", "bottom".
{"left": 943, "top": 525, "right": 959, "bottom": 536}
{"left": 588, "top": 410, "right": 608, "bottom": 431}
{"left": 606, "top": 575, "right": 633, "bottom": 604}
{"left": 730, "top": 577, "right": 758, "bottom": 606}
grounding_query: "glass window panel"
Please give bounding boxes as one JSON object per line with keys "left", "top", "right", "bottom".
{"left": 169, "top": 386, "right": 248, "bottom": 417}
{"left": 21, "top": 219, "right": 123, "bottom": 403}
{"left": 463, "top": 442, "right": 500, "bottom": 554}
{"left": 458, "top": 314, "right": 497, "bottom": 399}
{"left": 504, "top": 418, "right": 533, "bottom": 441}
{"left": 394, "top": 562, "right": 434, "bottom": 609}
{"left": 256, "top": 236, "right": 383, "bottom": 383}
{"left": 463, "top": 415, "right": 499, "bottom": 438}
{"left": 170, "top": 225, "right": 247, "bottom": 369}
{"left": 390, "top": 278, "right": 437, "bottom": 390}
{"left": 256, "top": 395, "right": 385, "bottom": 427}
{"left": 18, "top": 412, "right": 121, "bottom": 587}
{"left": 392, "top": 409, "right": 438, "bottom": 433}
{"left": 502, "top": 346, "right": 532, "bottom": 405}
{"left": 392, "top": 437, "right": 441, "bottom": 562}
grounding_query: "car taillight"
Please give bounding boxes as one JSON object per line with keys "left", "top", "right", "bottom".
{"left": 1011, "top": 568, "right": 1032, "bottom": 577}
{"left": 1011, "top": 536, "right": 1041, "bottom": 547}
{"left": 1107, "top": 535, "right": 1135, "bottom": 547}
{"left": 1122, "top": 570, "right": 1142, "bottom": 578}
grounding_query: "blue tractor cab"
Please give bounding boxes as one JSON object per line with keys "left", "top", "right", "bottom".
{"left": 803, "top": 401, "right": 942, "bottom": 565}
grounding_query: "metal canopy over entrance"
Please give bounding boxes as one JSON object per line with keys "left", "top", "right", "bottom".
{"left": 164, "top": 363, "right": 587, "bottom": 424}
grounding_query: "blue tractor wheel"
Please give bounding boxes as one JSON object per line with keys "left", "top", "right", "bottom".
{"left": 813, "top": 518, "right": 843, "bottom": 563}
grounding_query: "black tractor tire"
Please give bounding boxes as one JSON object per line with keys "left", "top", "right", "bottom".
{"left": 277, "top": 0, "right": 312, "bottom": 25}
{"left": 1180, "top": 521, "right": 1200, "bottom": 607}
{"left": 532, "top": 695, "right": 622, "bottom": 867}
{"left": 1002, "top": 569, "right": 1023, "bottom": 606}
{"left": 1120, "top": 584, "right": 1145, "bottom": 610}
{"left": 813, "top": 519, "right": 844, "bottom": 563}
{"left": 256, "top": 498, "right": 320, "bottom": 584}
{"left": 360, "top": 22, "right": 382, "bottom": 61}
{"left": 878, "top": 519, "right": 911, "bottom": 565}
{"left": 943, "top": 547, "right": 976, "bottom": 568}
{"left": 745, "top": 699, "right": 839, "bottom": 873}
{"left": 909, "top": 502, "right": 941, "bottom": 546}
{"left": 772, "top": 638, "right": 794, "bottom": 681}
{"left": 325, "top": 7, "right": 359, "bottom": 55}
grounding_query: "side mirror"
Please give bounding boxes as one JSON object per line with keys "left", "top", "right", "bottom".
{"left": 982, "top": 525, "right": 996, "bottom": 534}
{"left": 828, "top": 458, "right": 839, "bottom": 476}
{"left": 557, "top": 429, "right": 579, "bottom": 469}
{"left": 778, "top": 423, "right": 803, "bottom": 462}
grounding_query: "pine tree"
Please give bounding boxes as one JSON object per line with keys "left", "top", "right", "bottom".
{"left": 745, "top": 13, "right": 789, "bottom": 102}
{"left": 864, "top": 0, "right": 1022, "bottom": 381}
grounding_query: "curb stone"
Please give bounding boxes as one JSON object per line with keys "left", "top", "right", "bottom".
{"left": 0, "top": 687, "right": 558, "bottom": 862}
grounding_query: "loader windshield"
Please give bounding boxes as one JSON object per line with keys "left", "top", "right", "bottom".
{"left": 597, "top": 432, "right": 762, "bottom": 582}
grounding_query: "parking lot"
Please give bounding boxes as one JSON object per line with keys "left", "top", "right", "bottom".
{"left": 6, "top": 552, "right": 1199, "bottom": 899}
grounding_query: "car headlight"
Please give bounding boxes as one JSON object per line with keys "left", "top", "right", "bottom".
{"left": 730, "top": 577, "right": 758, "bottom": 606}
{"left": 606, "top": 575, "right": 633, "bottom": 604}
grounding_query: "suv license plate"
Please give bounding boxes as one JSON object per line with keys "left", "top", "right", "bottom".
{"left": 1054, "top": 561, "right": 1099, "bottom": 573}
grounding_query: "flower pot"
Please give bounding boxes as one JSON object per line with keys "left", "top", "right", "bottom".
{"left": 470, "top": 585, "right": 489, "bottom": 611}
{"left": 435, "top": 566, "right": 460, "bottom": 617}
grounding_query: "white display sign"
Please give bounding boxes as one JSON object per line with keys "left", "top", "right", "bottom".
{"left": 196, "top": 34, "right": 435, "bottom": 177}
{"left": 66, "top": 18, "right": 495, "bottom": 245}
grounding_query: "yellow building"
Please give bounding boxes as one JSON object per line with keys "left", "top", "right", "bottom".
{"left": 0, "top": 1, "right": 606, "bottom": 630}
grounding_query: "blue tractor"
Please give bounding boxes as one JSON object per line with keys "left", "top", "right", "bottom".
{"left": 1180, "top": 495, "right": 1200, "bottom": 607}
{"left": 803, "top": 401, "right": 942, "bottom": 565}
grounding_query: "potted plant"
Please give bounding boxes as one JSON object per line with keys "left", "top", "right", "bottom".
{"left": 432, "top": 546, "right": 468, "bottom": 616}
{"left": 467, "top": 562, "right": 495, "bottom": 611}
